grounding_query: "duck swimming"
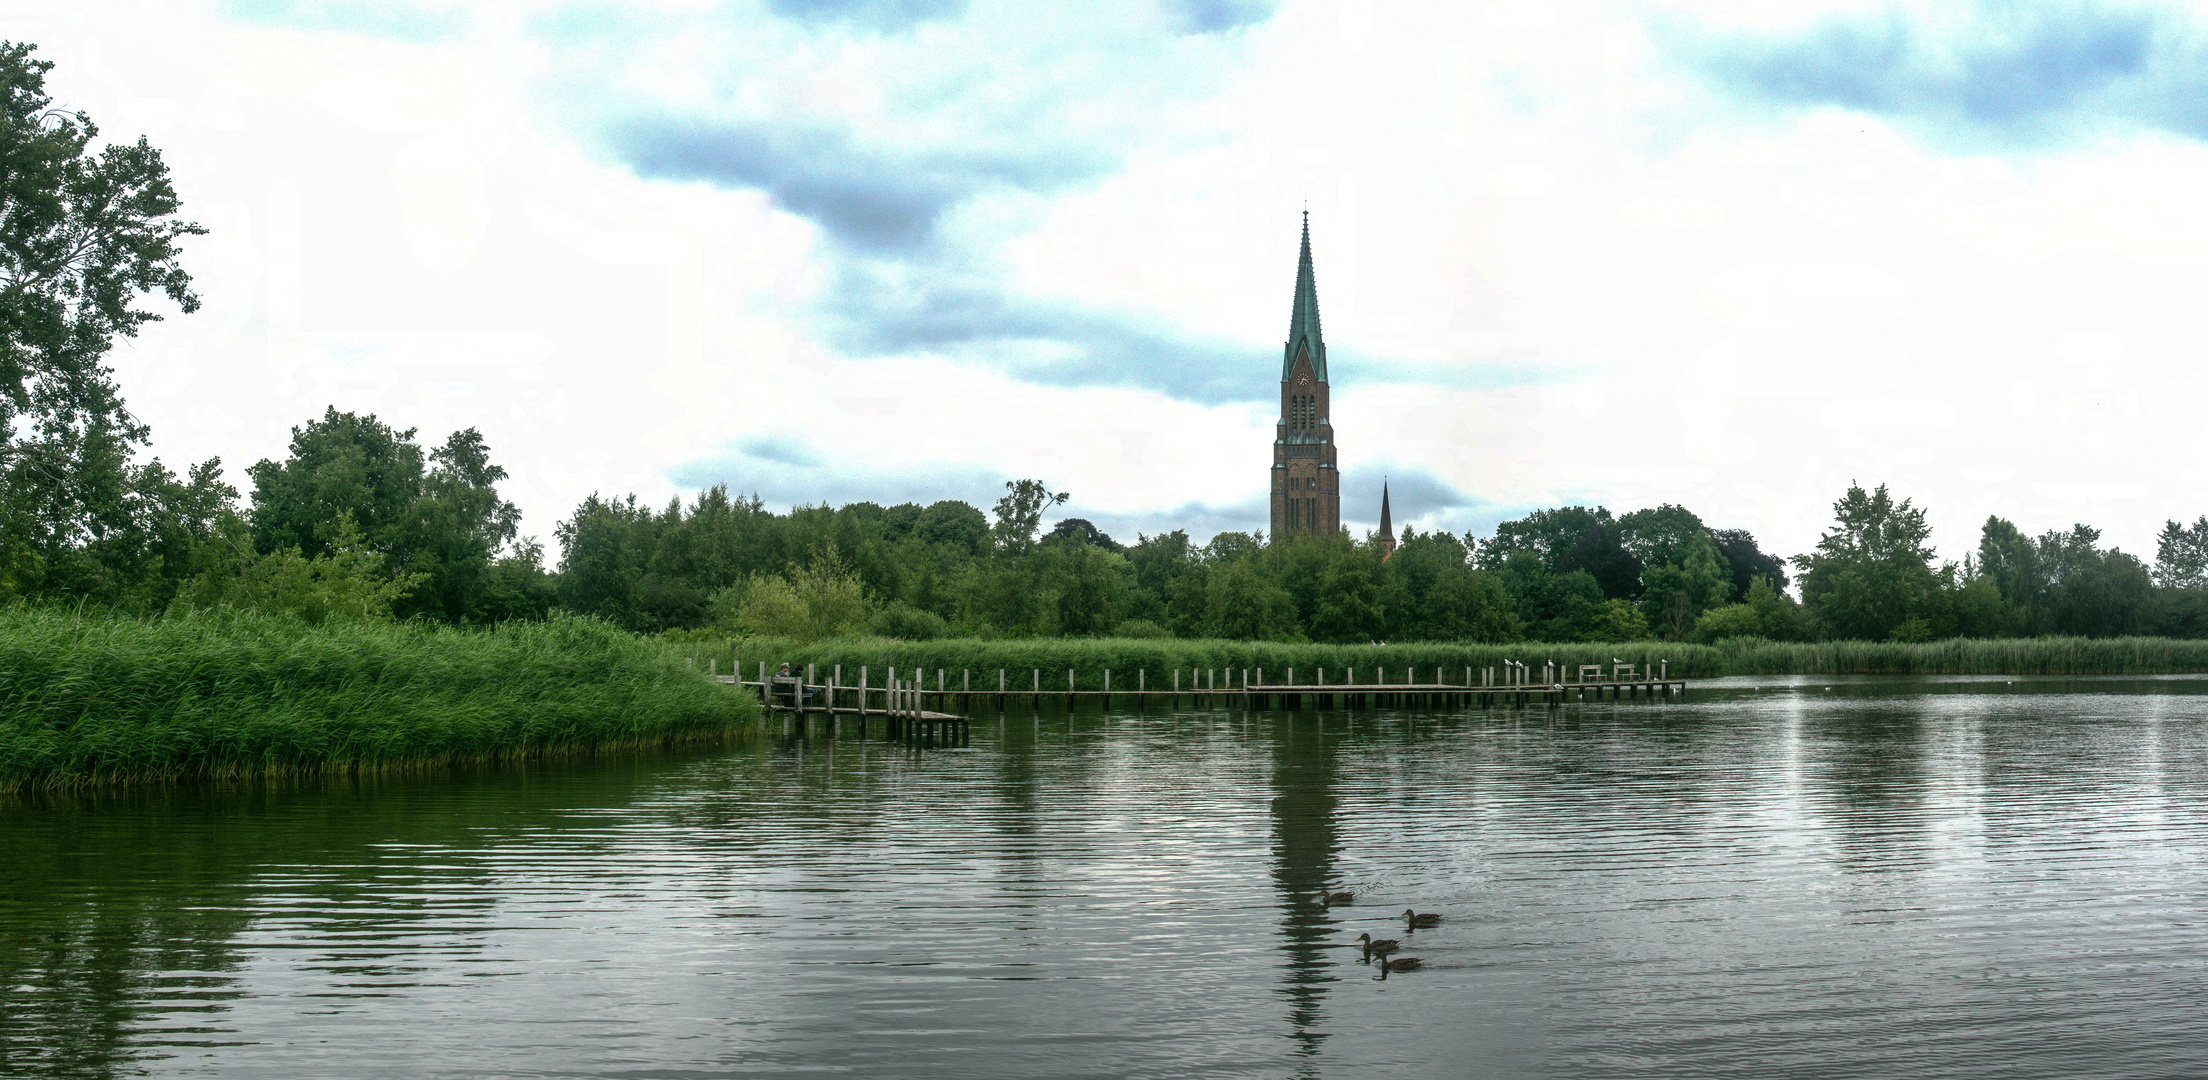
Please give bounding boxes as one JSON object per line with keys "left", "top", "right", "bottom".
{"left": 1356, "top": 933, "right": 1401, "bottom": 960}
{"left": 1320, "top": 888, "right": 1355, "bottom": 906}
{"left": 1376, "top": 955, "right": 1424, "bottom": 978}
{"left": 1404, "top": 909, "right": 1442, "bottom": 929}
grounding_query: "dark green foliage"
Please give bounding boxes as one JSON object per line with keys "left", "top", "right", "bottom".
{"left": 991, "top": 479, "right": 1067, "bottom": 555}
{"left": 0, "top": 43, "right": 224, "bottom": 613}
{"left": 873, "top": 600, "right": 949, "bottom": 640}
{"left": 247, "top": 409, "right": 525, "bottom": 623}
{"left": 2154, "top": 517, "right": 2208, "bottom": 589}
{"left": 1479, "top": 506, "right": 1610, "bottom": 569}
{"left": 0, "top": 609, "right": 759, "bottom": 792}
{"left": 917, "top": 500, "right": 989, "bottom": 554}
{"left": 1713, "top": 528, "right": 1788, "bottom": 595}
{"left": 0, "top": 42, "right": 202, "bottom": 442}
{"left": 1975, "top": 516, "right": 2156, "bottom": 638}
{"left": 1046, "top": 517, "right": 1121, "bottom": 551}
{"left": 1794, "top": 484, "right": 1940, "bottom": 641}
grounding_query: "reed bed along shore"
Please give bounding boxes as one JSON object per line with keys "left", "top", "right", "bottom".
{"left": 0, "top": 609, "right": 760, "bottom": 793}
{"left": 689, "top": 635, "right": 2208, "bottom": 688}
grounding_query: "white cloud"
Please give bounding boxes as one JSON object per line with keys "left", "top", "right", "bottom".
{"left": 16, "top": 0, "right": 2208, "bottom": 572}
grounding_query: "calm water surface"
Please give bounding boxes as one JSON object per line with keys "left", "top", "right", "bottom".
{"left": 6, "top": 675, "right": 2208, "bottom": 1078}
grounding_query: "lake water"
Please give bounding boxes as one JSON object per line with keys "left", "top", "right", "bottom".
{"left": 6, "top": 675, "right": 2208, "bottom": 1079}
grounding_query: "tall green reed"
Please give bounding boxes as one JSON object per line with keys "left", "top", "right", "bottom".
{"left": 0, "top": 609, "right": 760, "bottom": 792}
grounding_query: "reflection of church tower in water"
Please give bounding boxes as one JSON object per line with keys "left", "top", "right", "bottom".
{"left": 1271, "top": 213, "right": 1340, "bottom": 540}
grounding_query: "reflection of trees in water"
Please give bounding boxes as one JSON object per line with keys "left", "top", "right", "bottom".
{"left": 0, "top": 763, "right": 667, "bottom": 1079}
{"left": 0, "top": 895, "right": 253, "bottom": 1079}
{"left": 1269, "top": 713, "right": 1343, "bottom": 1062}
{"left": 1807, "top": 710, "right": 1935, "bottom": 871}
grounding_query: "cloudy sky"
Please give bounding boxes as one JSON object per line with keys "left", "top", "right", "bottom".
{"left": 17, "top": 0, "right": 2208, "bottom": 568}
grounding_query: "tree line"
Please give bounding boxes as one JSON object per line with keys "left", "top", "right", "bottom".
{"left": 542, "top": 477, "right": 2208, "bottom": 646}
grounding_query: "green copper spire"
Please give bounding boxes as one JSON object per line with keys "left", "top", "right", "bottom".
{"left": 1283, "top": 211, "right": 1327, "bottom": 381}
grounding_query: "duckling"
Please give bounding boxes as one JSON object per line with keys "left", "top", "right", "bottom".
{"left": 1356, "top": 933, "right": 1401, "bottom": 960}
{"left": 1320, "top": 887, "right": 1355, "bottom": 906}
{"left": 1404, "top": 909, "right": 1442, "bottom": 929}
{"left": 1376, "top": 955, "right": 1424, "bottom": 979}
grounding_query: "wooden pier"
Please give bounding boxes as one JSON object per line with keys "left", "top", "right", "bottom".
{"left": 713, "top": 658, "right": 1685, "bottom": 738}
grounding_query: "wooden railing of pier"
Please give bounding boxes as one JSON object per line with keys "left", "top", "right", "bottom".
{"left": 704, "top": 657, "right": 1685, "bottom": 725}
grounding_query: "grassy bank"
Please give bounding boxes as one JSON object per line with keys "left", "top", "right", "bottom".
{"left": 680, "top": 635, "right": 2208, "bottom": 686}
{"left": 0, "top": 609, "right": 760, "bottom": 793}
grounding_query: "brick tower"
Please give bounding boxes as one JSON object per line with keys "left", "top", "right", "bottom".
{"left": 1271, "top": 213, "right": 1339, "bottom": 540}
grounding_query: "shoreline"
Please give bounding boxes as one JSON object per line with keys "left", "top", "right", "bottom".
{"left": 692, "top": 634, "right": 2208, "bottom": 683}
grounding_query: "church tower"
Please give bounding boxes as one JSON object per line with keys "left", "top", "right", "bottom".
{"left": 1271, "top": 213, "right": 1339, "bottom": 540}
{"left": 1378, "top": 479, "right": 1396, "bottom": 561}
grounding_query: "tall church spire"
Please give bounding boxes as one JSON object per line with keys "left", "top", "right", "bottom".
{"left": 1271, "top": 212, "right": 1339, "bottom": 543}
{"left": 1283, "top": 210, "right": 1327, "bottom": 381}
{"left": 1378, "top": 479, "right": 1395, "bottom": 561}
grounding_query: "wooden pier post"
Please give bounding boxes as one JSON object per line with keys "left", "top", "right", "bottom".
{"left": 1103, "top": 669, "right": 1111, "bottom": 710}
{"left": 1032, "top": 668, "right": 1041, "bottom": 709}
{"left": 998, "top": 668, "right": 1006, "bottom": 711}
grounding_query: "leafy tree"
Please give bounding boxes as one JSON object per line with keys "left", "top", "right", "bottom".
{"left": 1478, "top": 506, "right": 1610, "bottom": 569}
{"left": 871, "top": 600, "right": 949, "bottom": 640}
{"left": 2154, "top": 516, "right": 2208, "bottom": 590}
{"left": 0, "top": 43, "right": 224, "bottom": 611}
{"left": 1976, "top": 516, "right": 2042, "bottom": 628}
{"left": 248, "top": 409, "right": 522, "bottom": 623}
{"left": 916, "top": 499, "right": 989, "bottom": 554}
{"left": 990, "top": 479, "right": 1067, "bottom": 555}
{"left": 1495, "top": 550, "right": 1606, "bottom": 642}
{"left": 1558, "top": 517, "right": 1641, "bottom": 600}
{"left": 1586, "top": 598, "right": 1651, "bottom": 642}
{"left": 1711, "top": 528, "right": 1788, "bottom": 595}
{"left": 1045, "top": 517, "right": 1121, "bottom": 551}
{"left": 477, "top": 538, "right": 558, "bottom": 623}
{"left": 1207, "top": 560, "right": 1299, "bottom": 641}
{"left": 1122, "top": 529, "right": 1196, "bottom": 626}
{"left": 0, "top": 42, "right": 202, "bottom": 452}
{"left": 0, "top": 416, "right": 233, "bottom": 610}
{"left": 1380, "top": 528, "right": 1519, "bottom": 642}
{"left": 1617, "top": 504, "right": 1715, "bottom": 573}
{"left": 1637, "top": 530, "right": 1734, "bottom": 639}
{"left": 171, "top": 514, "right": 424, "bottom": 623}
{"left": 1690, "top": 577, "right": 1806, "bottom": 642}
{"left": 400, "top": 428, "right": 523, "bottom": 621}
{"left": 248, "top": 408, "right": 427, "bottom": 560}
{"left": 1793, "top": 484, "right": 1940, "bottom": 641}
{"left": 1308, "top": 542, "right": 1384, "bottom": 643}
{"left": 1977, "top": 517, "right": 2154, "bottom": 637}
{"left": 1036, "top": 534, "right": 1123, "bottom": 635}
{"left": 2036, "top": 524, "right": 2153, "bottom": 637}
{"left": 720, "top": 548, "right": 875, "bottom": 643}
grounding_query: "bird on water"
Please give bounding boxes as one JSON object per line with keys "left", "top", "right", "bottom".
{"left": 1377, "top": 956, "right": 1424, "bottom": 978}
{"left": 1320, "top": 887, "right": 1355, "bottom": 906}
{"left": 1404, "top": 909, "right": 1442, "bottom": 929}
{"left": 1356, "top": 933, "right": 1401, "bottom": 960}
